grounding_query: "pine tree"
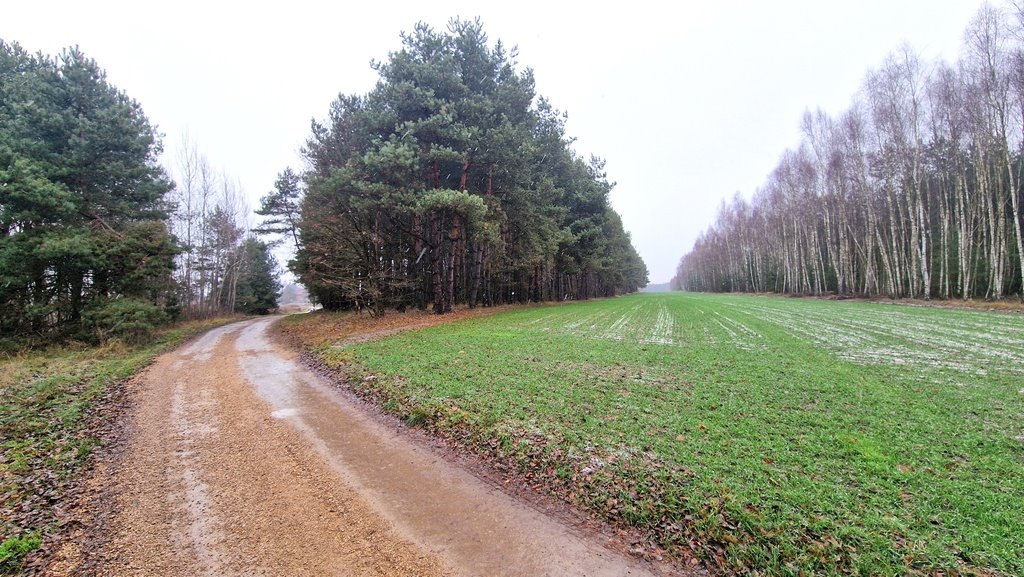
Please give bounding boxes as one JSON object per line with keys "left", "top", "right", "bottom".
{"left": 235, "top": 237, "right": 281, "bottom": 315}
{"left": 254, "top": 168, "right": 303, "bottom": 250}
{"left": 0, "top": 41, "right": 175, "bottom": 343}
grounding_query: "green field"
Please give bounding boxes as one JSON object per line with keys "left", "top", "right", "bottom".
{"left": 311, "top": 293, "right": 1024, "bottom": 575}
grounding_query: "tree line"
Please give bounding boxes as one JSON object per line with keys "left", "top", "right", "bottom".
{"left": 674, "top": 3, "right": 1024, "bottom": 301}
{"left": 260, "top": 19, "right": 647, "bottom": 315}
{"left": 0, "top": 41, "right": 279, "bottom": 345}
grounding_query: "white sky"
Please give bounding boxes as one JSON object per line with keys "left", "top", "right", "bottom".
{"left": 4, "top": 0, "right": 989, "bottom": 284}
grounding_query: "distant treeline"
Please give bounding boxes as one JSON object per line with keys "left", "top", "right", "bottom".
{"left": 257, "top": 19, "right": 647, "bottom": 315}
{"left": 674, "top": 4, "right": 1024, "bottom": 300}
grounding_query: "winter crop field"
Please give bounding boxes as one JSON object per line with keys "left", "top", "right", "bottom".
{"left": 316, "top": 293, "right": 1024, "bottom": 575}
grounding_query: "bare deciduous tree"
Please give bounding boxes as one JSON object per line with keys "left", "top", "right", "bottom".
{"left": 675, "top": 3, "right": 1024, "bottom": 302}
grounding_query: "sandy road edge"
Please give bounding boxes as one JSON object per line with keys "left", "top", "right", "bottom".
{"left": 28, "top": 325, "right": 220, "bottom": 576}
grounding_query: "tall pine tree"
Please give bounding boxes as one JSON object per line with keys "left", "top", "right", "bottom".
{"left": 0, "top": 41, "right": 177, "bottom": 343}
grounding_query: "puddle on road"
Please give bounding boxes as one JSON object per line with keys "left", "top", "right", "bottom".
{"left": 235, "top": 318, "right": 307, "bottom": 412}
{"left": 270, "top": 408, "right": 300, "bottom": 419}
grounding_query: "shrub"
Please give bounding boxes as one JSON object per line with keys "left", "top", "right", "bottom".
{"left": 82, "top": 298, "right": 168, "bottom": 344}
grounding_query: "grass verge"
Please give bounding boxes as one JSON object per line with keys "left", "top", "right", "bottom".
{"left": 0, "top": 316, "right": 243, "bottom": 575}
{"left": 284, "top": 294, "right": 1023, "bottom": 576}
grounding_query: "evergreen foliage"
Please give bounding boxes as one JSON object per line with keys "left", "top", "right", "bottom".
{"left": 0, "top": 41, "right": 177, "bottom": 343}
{"left": 291, "top": 19, "right": 647, "bottom": 314}
{"left": 253, "top": 168, "right": 302, "bottom": 250}
{"left": 234, "top": 237, "right": 281, "bottom": 315}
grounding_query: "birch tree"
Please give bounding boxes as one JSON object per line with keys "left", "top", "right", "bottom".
{"left": 674, "top": 3, "right": 1024, "bottom": 301}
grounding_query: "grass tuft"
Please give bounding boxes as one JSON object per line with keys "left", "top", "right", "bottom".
{"left": 0, "top": 533, "right": 41, "bottom": 574}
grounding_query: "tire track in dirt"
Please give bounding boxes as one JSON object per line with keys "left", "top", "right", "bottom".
{"left": 58, "top": 317, "right": 665, "bottom": 576}
{"left": 86, "top": 321, "right": 449, "bottom": 576}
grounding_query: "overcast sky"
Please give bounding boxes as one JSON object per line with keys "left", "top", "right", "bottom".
{"left": 4, "top": 0, "right": 991, "bottom": 283}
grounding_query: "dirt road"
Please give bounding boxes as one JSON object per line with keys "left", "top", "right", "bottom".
{"left": 61, "top": 317, "right": 662, "bottom": 576}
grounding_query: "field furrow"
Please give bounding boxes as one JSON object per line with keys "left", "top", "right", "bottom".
{"left": 727, "top": 297, "right": 1024, "bottom": 377}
